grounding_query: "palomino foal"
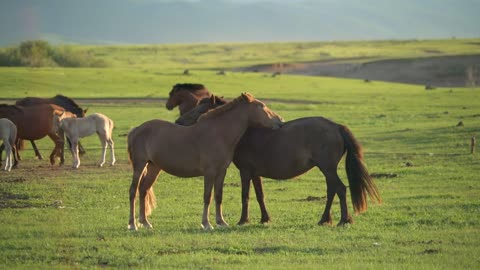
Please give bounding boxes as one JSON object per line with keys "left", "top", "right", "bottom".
{"left": 0, "top": 118, "right": 17, "bottom": 171}
{"left": 54, "top": 112, "right": 115, "bottom": 168}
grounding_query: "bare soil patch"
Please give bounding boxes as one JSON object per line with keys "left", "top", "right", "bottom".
{"left": 235, "top": 55, "right": 480, "bottom": 87}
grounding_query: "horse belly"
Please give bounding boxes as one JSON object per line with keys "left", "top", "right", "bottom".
{"left": 149, "top": 150, "right": 204, "bottom": 178}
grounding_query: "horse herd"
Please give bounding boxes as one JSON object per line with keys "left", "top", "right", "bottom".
{"left": 128, "top": 83, "right": 381, "bottom": 230}
{"left": 0, "top": 95, "right": 115, "bottom": 170}
{"left": 0, "top": 84, "right": 382, "bottom": 231}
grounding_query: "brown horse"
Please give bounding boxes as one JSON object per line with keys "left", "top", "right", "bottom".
{"left": 0, "top": 104, "right": 71, "bottom": 167}
{"left": 15, "top": 95, "right": 87, "bottom": 159}
{"left": 176, "top": 96, "right": 382, "bottom": 226}
{"left": 165, "top": 83, "right": 211, "bottom": 115}
{"left": 128, "top": 93, "right": 283, "bottom": 231}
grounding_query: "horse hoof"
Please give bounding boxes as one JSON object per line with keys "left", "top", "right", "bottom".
{"left": 237, "top": 219, "right": 249, "bottom": 226}
{"left": 337, "top": 219, "right": 354, "bottom": 227}
{"left": 201, "top": 223, "right": 214, "bottom": 231}
{"left": 217, "top": 221, "right": 229, "bottom": 228}
{"left": 128, "top": 224, "right": 138, "bottom": 231}
{"left": 318, "top": 219, "right": 333, "bottom": 226}
{"left": 260, "top": 217, "right": 271, "bottom": 224}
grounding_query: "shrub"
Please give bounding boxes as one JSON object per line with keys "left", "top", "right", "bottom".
{"left": 0, "top": 40, "right": 108, "bottom": 67}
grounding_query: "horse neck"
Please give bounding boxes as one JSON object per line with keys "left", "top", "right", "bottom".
{"left": 197, "top": 104, "right": 250, "bottom": 147}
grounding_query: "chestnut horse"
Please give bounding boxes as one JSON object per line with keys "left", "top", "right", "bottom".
{"left": 176, "top": 95, "right": 382, "bottom": 226}
{"left": 0, "top": 104, "right": 68, "bottom": 167}
{"left": 165, "top": 83, "right": 211, "bottom": 115}
{"left": 128, "top": 93, "right": 283, "bottom": 231}
{"left": 15, "top": 95, "right": 87, "bottom": 159}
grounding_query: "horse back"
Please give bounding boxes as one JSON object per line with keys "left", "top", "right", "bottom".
{"left": 233, "top": 117, "right": 344, "bottom": 179}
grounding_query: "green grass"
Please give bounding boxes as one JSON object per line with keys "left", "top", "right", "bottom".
{"left": 0, "top": 39, "right": 480, "bottom": 269}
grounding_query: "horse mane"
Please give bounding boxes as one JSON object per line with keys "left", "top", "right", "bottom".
{"left": 0, "top": 104, "right": 23, "bottom": 112}
{"left": 198, "top": 95, "right": 228, "bottom": 106}
{"left": 53, "top": 94, "right": 81, "bottom": 109}
{"left": 198, "top": 93, "right": 254, "bottom": 121}
{"left": 169, "top": 83, "right": 207, "bottom": 95}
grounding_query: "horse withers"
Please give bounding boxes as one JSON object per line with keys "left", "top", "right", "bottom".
{"left": 176, "top": 95, "right": 382, "bottom": 226}
{"left": 53, "top": 112, "right": 115, "bottom": 169}
{"left": 127, "top": 93, "right": 283, "bottom": 231}
{"left": 0, "top": 118, "right": 17, "bottom": 171}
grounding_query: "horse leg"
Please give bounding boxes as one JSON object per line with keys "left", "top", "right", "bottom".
{"left": 319, "top": 168, "right": 353, "bottom": 226}
{"left": 318, "top": 174, "right": 335, "bottom": 226}
{"left": 48, "top": 133, "right": 65, "bottom": 166}
{"left": 107, "top": 137, "right": 115, "bottom": 166}
{"left": 238, "top": 169, "right": 252, "bottom": 225}
{"left": 30, "top": 140, "right": 43, "bottom": 160}
{"left": 252, "top": 176, "right": 271, "bottom": 224}
{"left": 71, "top": 140, "right": 80, "bottom": 168}
{"left": 214, "top": 169, "right": 229, "bottom": 227}
{"left": 128, "top": 161, "right": 147, "bottom": 231}
{"left": 0, "top": 143, "right": 3, "bottom": 165}
{"left": 335, "top": 175, "right": 353, "bottom": 226}
{"left": 138, "top": 162, "right": 161, "bottom": 229}
{"left": 3, "top": 142, "right": 11, "bottom": 171}
{"left": 77, "top": 140, "right": 86, "bottom": 156}
{"left": 202, "top": 173, "right": 215, "bottom": 230}
{"left": 98, "top": 136, "right": 107, "bottom": 167}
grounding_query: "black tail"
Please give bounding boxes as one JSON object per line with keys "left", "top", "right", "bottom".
{"left": 339, "top": 125, "right": 382, "bottom": 214}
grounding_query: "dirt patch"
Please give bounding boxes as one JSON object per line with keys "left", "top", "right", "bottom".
{"left": 235, "top": 54, "right": 480, "bottom": 87}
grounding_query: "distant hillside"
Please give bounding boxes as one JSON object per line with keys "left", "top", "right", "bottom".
{"left": 0, "top": 0, "right": 479, "bottom": 46}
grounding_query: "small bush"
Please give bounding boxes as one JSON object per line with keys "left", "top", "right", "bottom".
{"left": 0, "top": 40, "right": 108, "bottom": 67}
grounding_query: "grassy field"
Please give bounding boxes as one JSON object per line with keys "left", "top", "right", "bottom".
{"left": 0, "top": 39, "right": 480, "bottom": 269}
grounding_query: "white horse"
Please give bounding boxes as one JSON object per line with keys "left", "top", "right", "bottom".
{"left": 54, "top": 112, "right": 115, "bottom": 168}
{"left": 0, "top": 118, "right": 17, "bottom": 171}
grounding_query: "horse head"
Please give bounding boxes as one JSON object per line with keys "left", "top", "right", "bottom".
{"left": 166, "top": 83, "right": 211, "bottom": 113}
{"left": 52, "top": 110, "right": 76, "bottom": 134}
{"left": 241, "top": 92, "right": 284, "bottom": 130}
{"left": 175, "top": 95, "right": 227, "bottom": 126}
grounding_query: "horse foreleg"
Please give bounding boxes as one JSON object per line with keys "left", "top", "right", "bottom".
{"left": 252, "top": 176, "right": 270, "bottom": 224}
{"left": 202, "top": 174, "right": 215, "bottom": 230}
{"left": 214, "top": 169, "right": 228, "bottom": 227}
{"left": 30, "top": 140, "right": 43, "bottom": 160}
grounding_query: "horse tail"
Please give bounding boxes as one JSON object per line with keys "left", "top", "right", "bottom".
{"left": 17, "top": 139, "right": 25, "bottom": 150}
{"left": 127, "top": 127, "right": 136, "bottom": 166}
{"left": 145, "top": 188, "right": 156, "bottom": 217}
{"left": 339, "top": 125, "right": 382, "bottom": 214}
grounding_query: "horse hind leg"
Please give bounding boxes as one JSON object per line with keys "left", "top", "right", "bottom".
{"left": 3, "top": 142, "right": 12, "bottom": 171}
{"left": 319, "top": 168, "right": 353, "bottom": 226}
{"left": 107, "top": 137, "right": 115, "bottom": 166}
{"left": 138, "top": 162, "right": 161, "bottom": 229}
{"left": 30, "top": 140, "right": 43, "bottom": 160}
{"left": 128, "top": 162, "right": 147, "bottom": 231}
{"left": 97, "top": 136, "right": 107, "bottom": 167}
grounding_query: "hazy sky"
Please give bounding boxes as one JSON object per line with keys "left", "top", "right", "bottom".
{"left": 0, "top": 0, "right": 478, "bottom": 45}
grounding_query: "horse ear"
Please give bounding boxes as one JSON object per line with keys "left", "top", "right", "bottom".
{"left": 84, "top": 108, "right": 88, "bottom": 114}
{"left": 210, "top": 95, "right": 216, "bottom": 104}
{"left": 241, "top": 92, "right": 254, "bottom": 102}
